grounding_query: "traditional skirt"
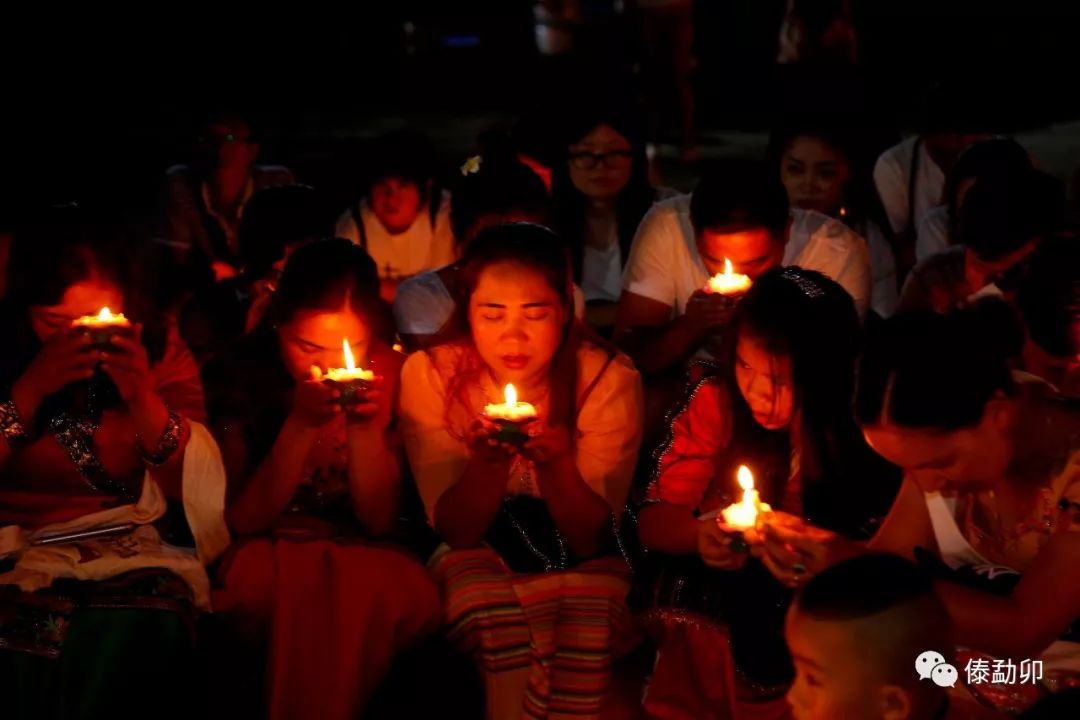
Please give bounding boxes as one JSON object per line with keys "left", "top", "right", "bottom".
{"left": 431, "top": 545, "right": 637, "bottom": 718}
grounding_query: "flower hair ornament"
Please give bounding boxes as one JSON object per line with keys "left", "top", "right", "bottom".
{"left": 460, "top": 155, "right": 482, "bottom": 177}
{"left": 780, "top": 267, "right": 825, "bottom": 299}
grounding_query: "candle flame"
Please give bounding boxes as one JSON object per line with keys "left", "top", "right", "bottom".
{"left": 737, "top": 465, "right": 753, "bottom": 492}
{"left": 98, "top": 307, "right": 114, "bottom": 321}
{"left": 723, "top": 258, "right": 733, "bottom": 276}
{"left": 342, "top": 339, "right": 356, "bottom": 372}
{"left": 504, "top": 383, "right": 517, "bottom": 406}
{"left": 839, "top": 206, "right": 848, "bottom": 218}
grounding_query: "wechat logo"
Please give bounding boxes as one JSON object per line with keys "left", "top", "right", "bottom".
{"left": 915, "top": 650, "right": 958, "bottom": 688}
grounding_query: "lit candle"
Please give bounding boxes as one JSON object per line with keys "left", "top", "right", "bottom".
{"left": 720, "top": 465, "right": 772, "bottom": 531}
{"left": 71, "top": 307, "right": 132, "bottom": 347}
{"left": 313, "top": 339, "right": 375, "bottom": 402}
{"left": 705, "top": 259, "right": 752, "bottom": 296}
{"left": 482, "top": 384, "right": 539, "bottom": 444}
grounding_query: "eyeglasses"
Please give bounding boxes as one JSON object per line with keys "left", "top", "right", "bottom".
{"left": 569, "top": 150, "right": 633, "bottom": 171}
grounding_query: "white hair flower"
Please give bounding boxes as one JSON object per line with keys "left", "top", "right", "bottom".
{"left": 460, "top": 155, "right": 482, "bottom": 177}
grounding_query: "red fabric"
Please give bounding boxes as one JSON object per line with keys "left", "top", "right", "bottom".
{"left": 214, "top": 538, "right": 443, "bottom": 720}
{"left": 644, "top": 620, "right": 792, "bottom": 720}
{"left": 647, "top": 371, "right": 734, "bottom": 512}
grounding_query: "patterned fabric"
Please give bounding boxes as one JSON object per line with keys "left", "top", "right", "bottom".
{"left": 0, "top": 568, "right": 195, "bottom": 659}
{"left": 431, "top": 545, "right": 636, "bottom": 718}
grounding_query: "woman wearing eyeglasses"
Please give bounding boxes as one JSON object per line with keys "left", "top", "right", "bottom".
{"left": 553, "top": 101, "right": 676, "bottom": 333}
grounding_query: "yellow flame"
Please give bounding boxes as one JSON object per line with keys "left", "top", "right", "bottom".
{"left": 504, "top": 383, "right": 517, "bottom": 406}
{"left": 737, "top": 465, "right": 754, "bottom": 491}
{"left": 342, "top": 339, "right": 356, "bottom": 372}
{"left": 723, "top": 258, "right": 733, "bottom": 276}
{"left": 98, "top": 307, "right": 114, "bottom": 321}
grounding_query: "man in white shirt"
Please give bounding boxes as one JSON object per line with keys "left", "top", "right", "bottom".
{"left": 615, "top": 164, "right": 870, "bottom": 376}
{"left": 872, "top": 85, "right": 994, "bottom": 276}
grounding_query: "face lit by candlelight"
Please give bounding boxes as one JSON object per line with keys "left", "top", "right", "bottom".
{"left": 861, "top": 403, "right": 1013, "bottom": 491}
{"left": 278, "top": 308, "right": 371, "bottom": 381}
{"left": 370, "top": 177, "right": 425, "bottom": 235}
{"left": 780, "top": 136, "right": 851, "bottom": 215}
{"left": 30, "top": 280, "right": 124, "bottom": 342}
{"left": 698, "top": 227, "right": 782, "bottom": 280}
{"left": 469, "top": 261, "right": 567, "bottom": 387}
{"left": 735, "top": 333, "right": 794, "bottom": 431}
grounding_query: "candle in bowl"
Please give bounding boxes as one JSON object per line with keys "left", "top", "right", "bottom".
{"left": 313, "top": 339, "right": 375, "bottom": 403}
{"left": 71, "top": 307, "right": 132, "bottom": 349}
{"left": 483, "top": 383, "right": 539, "bottom": 445}
{"left": 719, "top": 465, "right": 772, "bottom": 551}
{"left": 704, "top": 259, "right": 752, "bottom": 297}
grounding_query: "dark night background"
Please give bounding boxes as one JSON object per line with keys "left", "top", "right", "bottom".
{"left": 3, "top": 2, "right": 1080, "bottom": 217}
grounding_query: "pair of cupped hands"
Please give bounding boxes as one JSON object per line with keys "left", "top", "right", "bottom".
{"left": 15, "top": 324, "right": 153, "bottom": 413}
{"left": 697, "top": 509, "right": 853, "bottom": 588}
{"left": 465, "top": 416, "right": 570, "bottom": 469}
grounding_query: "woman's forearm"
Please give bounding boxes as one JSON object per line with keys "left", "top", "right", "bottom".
{"left": 537, "top": 455, "right": 612, "bottom": 558}
{"left": 638, "top": 502, "right": 699, "bottom": 555}
{"left": 226, "top": 417, "right": 319, "bottom": 536}
{"left": 346, "top": 425, "right": 401, "bottom": 537}
{"left": 434, "top": 456, "right": 509, "bottom": 549}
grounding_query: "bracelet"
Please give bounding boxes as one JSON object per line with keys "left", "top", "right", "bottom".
{"left": 140, "top": 411, "right": 183, "bottom": 466}
{"left": 0, "top": 400, "right": 31, "bottom": 447}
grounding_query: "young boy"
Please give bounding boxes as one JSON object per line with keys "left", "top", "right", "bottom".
{"left": 785, "top": 554, "right": 1002, "bottom": 720}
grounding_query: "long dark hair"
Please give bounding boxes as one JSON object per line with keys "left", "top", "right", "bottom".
{"left": 205, "top": 238, "right": 385, "bottom": 471}
{"left": 767, "top": 121, "right": 893, "bottom": 243}
{"left": 438, "top": 223, "right": 611, "bottom": 438}
{"left": 0, "top": 204, "right": 167, "bottom": 391}
{"left": 722, "top": 266, "right": 898, "bottom": 535}
{"left": 551, "top": 103, "right": 658, "bottom": 283}
{"left": 856, "top": 299, "right": 1022, "bottom": 431}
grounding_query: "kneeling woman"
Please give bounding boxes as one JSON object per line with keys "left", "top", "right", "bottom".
{"left": 205, "top": 238, "right": 441, "bottom": 720}
{"left": 399, "top": 223, "right": 644, "bottom": 719}
{"left": 0, "top": 209, "right": 217, "bottom": 719}
{"left": 635, "top": 267, "right": 900, "bottom": 720}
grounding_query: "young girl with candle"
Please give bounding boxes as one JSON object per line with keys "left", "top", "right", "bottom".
{"left": 753, "top": 301, "right": 1080, "bottom": 713}
{"left": 634, "top": 266, "right": 900, "bottom": 720}
{"left": 204, "top": 238, "right": 441, "bottom": 720}
{"left": 398, "top": 222, "right": 644, "bottom": 719}
{"left": 0, "top": 206, "right": 217, "bottom": 718}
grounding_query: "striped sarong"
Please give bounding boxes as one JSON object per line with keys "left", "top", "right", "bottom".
{"left": 431, "top": 545, "right": 637, "bottom": 718}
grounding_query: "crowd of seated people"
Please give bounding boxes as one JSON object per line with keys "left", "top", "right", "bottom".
{"left": 2, "top": 91, "right": 1080, "bottom": 720}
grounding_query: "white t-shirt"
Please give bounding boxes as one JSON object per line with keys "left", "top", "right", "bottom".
{"left": 873, "top": 137, "right": 946, "bottom": 239}
{"left": 335, "top": 190, "right": 456, "bottom": 281}
{"left": 621, "top": 194, "right": 872, "bottom": 319}
{"left": 583, "top": 213, "right": 626, "bottom": 304}
{"left": 916, "top": 204, "right": 952, "bottom": 262}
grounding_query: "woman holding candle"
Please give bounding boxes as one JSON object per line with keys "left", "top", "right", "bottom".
{"left": 752, "top": 301, "right": 1080, "bottom": 713}
{"left": 203, "top": 238, "right": 441, "bottom": 720}
{"left": 0, "top": 207, "right": 215, "bottom": 718}
{"left": 399, "top": 222, "right": 644, "bottom": 719}
{"left": 634, "top": 266, "right": 899, "bottom": 720}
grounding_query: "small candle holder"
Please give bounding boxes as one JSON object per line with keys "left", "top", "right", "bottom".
{"left": 484, "top": 415, "right": 538, "bottom": 446}
{"left": 71, "top": 308, "right": 133, "bottom": 351}
{"left": 321, "top": 376, "right": 373, "bottom": 405}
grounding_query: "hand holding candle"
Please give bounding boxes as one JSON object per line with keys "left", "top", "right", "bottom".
{"left": 704, "top": 259, "right": 752, "bottom": 296}
{"left": 313, "top": 339, "right": 376, "bottom": 404}
{"left": 71, "top": 307, "right": 132, "bottom": 349}
{"left": 482, "top": 383, "right": 538, "bottom": 445}
{"left": 718, "top": 465, "right": 771, "bottom": 552}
